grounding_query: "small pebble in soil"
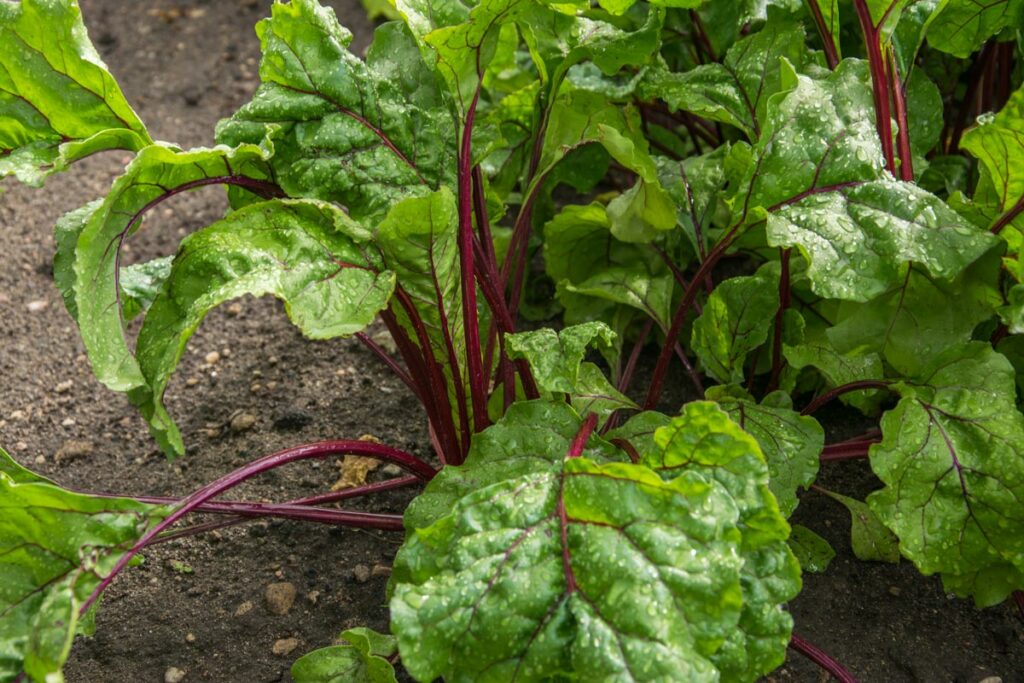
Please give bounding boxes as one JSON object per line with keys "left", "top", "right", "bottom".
{"left": 230, "top": 412, "right": 258, "bottom": 433}
{"left": 352, "top": 564, "right": 371, "bottom": 583}
{"left": 888, "top": 586, "right": 901, "bottom": 597}
{"left": 265, "top": 582, "right": 297, "bottom": 615}
{"left": 204, "top": 351, "right": 221, "bottom": 365}
{"left": 185, "top": 377, "right": 199, "bottom": 386}
{"left": 978, "top": 678, "right": 1002, "bottom": 683}
{"left": 54, "top": 380, "right": 73, "bottom": 394}
{"left": 272, "top": 638, "right": 300, "bottom": 657}
{"left": 34, "top": 455, "right": 45, "bottom": 465}
{"left": 371, "top": 564, "right": 391, "bottom": 578}
{"left": 306, "top": 590, "right": 320, "bottom": 605}
{"left": 227, "top": 303, "right": 243, "bottom": 316}
{"left": 60, "top": 417, "right": 75, "bottom": 427}
{"left": 26, "top": 299, "right": 48, "bottom": 312}
{"left": 164, "top": 667, "right": 186, "bottom": 683}
{"left": 55, "top": 439, "right": 94, "bottom": 461}
{"left": 185, "top": 633, "right": 196, "bottom": 644}
{"left": 234, "top": 600, "right": 254, "bottom": 617}
{"left": 382, "top": 464, "right": 403, "bottom": 476}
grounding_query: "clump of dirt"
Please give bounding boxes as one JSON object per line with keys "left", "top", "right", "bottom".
{"left": 0, "top": 0, "right": 1021, "bottom": 681}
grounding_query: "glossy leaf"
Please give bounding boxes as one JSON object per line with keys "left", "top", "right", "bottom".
{"left": 784, "top": 341, "right": 885, "bottom": 413}
{"left": 215, "top": 3, "right": 455, "bottom": 224}
{"left": 0, "top": 447, "right": 163, "bottom": 683}
{"left": 640, "top": 18, "right": 808, "bottom": 139}
{"left": 735, "top": 60, "right": 995, "bottom": 302}
{"left": 134, "top": 199, "right": 395, "bottom": 456}
{"left": 692, "top": 262, "right": 780, "bottom": 385}
{"left": 788, "top": 525, "right": 835, "bottom": 573}
{"left": 706, "top": 387, "right": 824, "bottom": 519}
{"left": 392, "top": 400, "right": 797, "bottom": 682}
{"left": 827, "top": 257, "right": 1001, "bottom": 376}
{"left": 70, "top": 143, "right": 275, "bottom": 396}
{"left": 648, "top": 402, "right": 800, "bottom": 680}
{"left": 0, "top": 0, "right": 152, "bottom": 185}
{"left": 291, "top": 628, "right": 398, "bottom": 683}
{"left": 928, "top": 0, "right": 1024, "bottom": 58}
{"left": 867, "top": 343, "right": 1024, "bottom": 605}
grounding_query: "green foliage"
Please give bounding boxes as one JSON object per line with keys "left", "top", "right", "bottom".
{"left": 4, "top": 0, "right": 1024, "bottom": 680}
{"left": 291, "top": 628, "right": 399, "bottom": 683}
{"left": 0, "top": 448, "right": 163, "bottom": 683}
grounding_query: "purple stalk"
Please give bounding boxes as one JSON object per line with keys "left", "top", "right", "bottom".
{"left": 800, "top": 380, "right": 892, "bottom": 415}
{"left": 457, "top": 80, "right": 490, "bottom": 437}
{"left": 355, "top": 332, "right": 419, "bottom": 399}
{"left": 853, "top": 0, "right": 896, "bottom": 174}
{"left": 767, "top": 248, "right": 792, "bottom": 393}
{"left": 644, "top": 222, "right": 744, "bottom": 409}
{"left": 789, "top": 633, "right": 861, "bottom": 682}
{"left": 806, "top": 0, "right": 840, "bottom": 69}
{"left": 79, "top": 440, "right": 434, "bottom": 615}
{"left": 568, "top": 413, "right": 599, "bottom": 458}
{"left": 888, "top": 51, "right": 914, "bottom": 182}
{"left": 1014, "top": 590, "right": 1024, "bottom": 620}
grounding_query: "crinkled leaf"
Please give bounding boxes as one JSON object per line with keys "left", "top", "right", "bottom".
{"left": 0, "top": 448, "right": 163, "bottom": 683}
{"left": 215, "top": 4, "right": 455, "bottom": 224}
{"left": 639, "top": 18, "right": 808, "bottom": 138}
{"left": 71, "top": 143, "right": 275, "bottom": 395}
{"left": 657, "top": 146, "right": 729, "bottom": 258}
{"left": 827, "top": 256, "right": 1001, "bottom": 376}
{"left": 399, "top": 401, "right": 625, "bottom": 533}
{"left": 736, "top": 60, "right": 995, "bottom": 302}
{"left": 291, "top": 628, "right": 398, "bottom": 683}
{"left": 692, "top": 262, "right": 780, "bottom": 384}
{"left": 818, "top": 489, "right": 900, "bottom": 564}
{"left": 134, "top": 199, "right": 395, "bottom": 456}
{"left": 927, "top": 0, "right": 1024, "bottom": 58}
{"left": 649, "top": 402, "right": 800, "bottom": 680}
{"left": 788, "top": 525, "right": 835, "bottom": 573}
{"left": 393, "top": 400, "right": 797, "bottom": 682}
{"left": 707, "top": 387, "right": 824, "bottom": 519}
{"left": 0, "top": 0, "right": 152, "bottom": 185}
{"left": 506, "top": 322, "right": 615, "bottom": 394}
{"left": 867, "top": 343, "right": 1024, "bottom": 606}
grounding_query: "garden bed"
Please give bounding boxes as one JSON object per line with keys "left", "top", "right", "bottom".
{"left": 0, "top": 0, "right": 1021, "bottom": 680}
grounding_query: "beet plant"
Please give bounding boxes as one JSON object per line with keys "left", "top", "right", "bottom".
{"left": 2, "top": 0, "right": 1024, "bottom": 680}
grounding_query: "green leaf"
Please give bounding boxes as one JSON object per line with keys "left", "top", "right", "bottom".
{"left": 535, "top": 89, "right": 675, "bottom": 243}
{"left": 0, "top": 447, "right": 163, "bottom": 683}
{"left": 506, "top": 322, "right": 615, "bottom": 394}
{"left": 707, "top": 387, "right": 824, "bottom": 519}
{"left": 291, "top": 628, "right": 398, "bottom": 683}
{"left": 788, "top": 525, "right": 835, "bottom": 573}
{"left": 119, "top": 257, "right": 173, "bottom": 322}
{"left": 784, "top": 341, "right": 885, "bottom": 414}
{"left": 927, "top": 0, "right": 1024, "bottom": 58}
{"left": 692, "top": 262, "right": 780, "bottom": 384}
{"left": 215, "top": 5, "right": 455, "bottom": 224}
{"left": 70, "top": 143, "right": 275, "bottom": 396}
{"left": 0, "top": 0, "right": 152, "bottom": 185}
{"left": 519, "top": 4, "right": 664, "bottom": 88}
{"left": 961, "top": 83, "right": 1024, "bottom": 242}
{"left": 648, "top": 402, "right": 800, "bottom": 680}
{"left": 640, "top": 18, "right": 809, "bottom": 139}
{"left": 392, "top": 400, "right": 798, "bottom": 682}
{"left": 53, "top": 199, "right": 101, "bottom": 323}
{"left": 867, "top": 343, "right": 1024, "bottom": 606}
{"left": 506, "top": 323, "right": 637, "bottom": 422}
{"left": 818, "top": 489, "right": 900, "bottom": 564}
{"left": 827, "top": 256, "right": 1001, "bottom": 376}
{"left": 735, "top": 60, "right": 995, "bottom": 302}
{"left": 657, "top": 146, "right": 729, "bottom": 258}
{"left": 373, "top": 188, "right": 470, "bottom": 436}
{"left": 134, "top": 199, "right": 394, "bottom": 457}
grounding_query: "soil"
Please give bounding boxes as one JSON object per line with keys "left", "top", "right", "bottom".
{"left": 0, "top": 0, "right": 1021, "bottom": 681}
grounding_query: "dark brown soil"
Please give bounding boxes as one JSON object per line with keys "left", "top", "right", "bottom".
{"left": 0, "top": 1, "right": 1021, "bottom": 681}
